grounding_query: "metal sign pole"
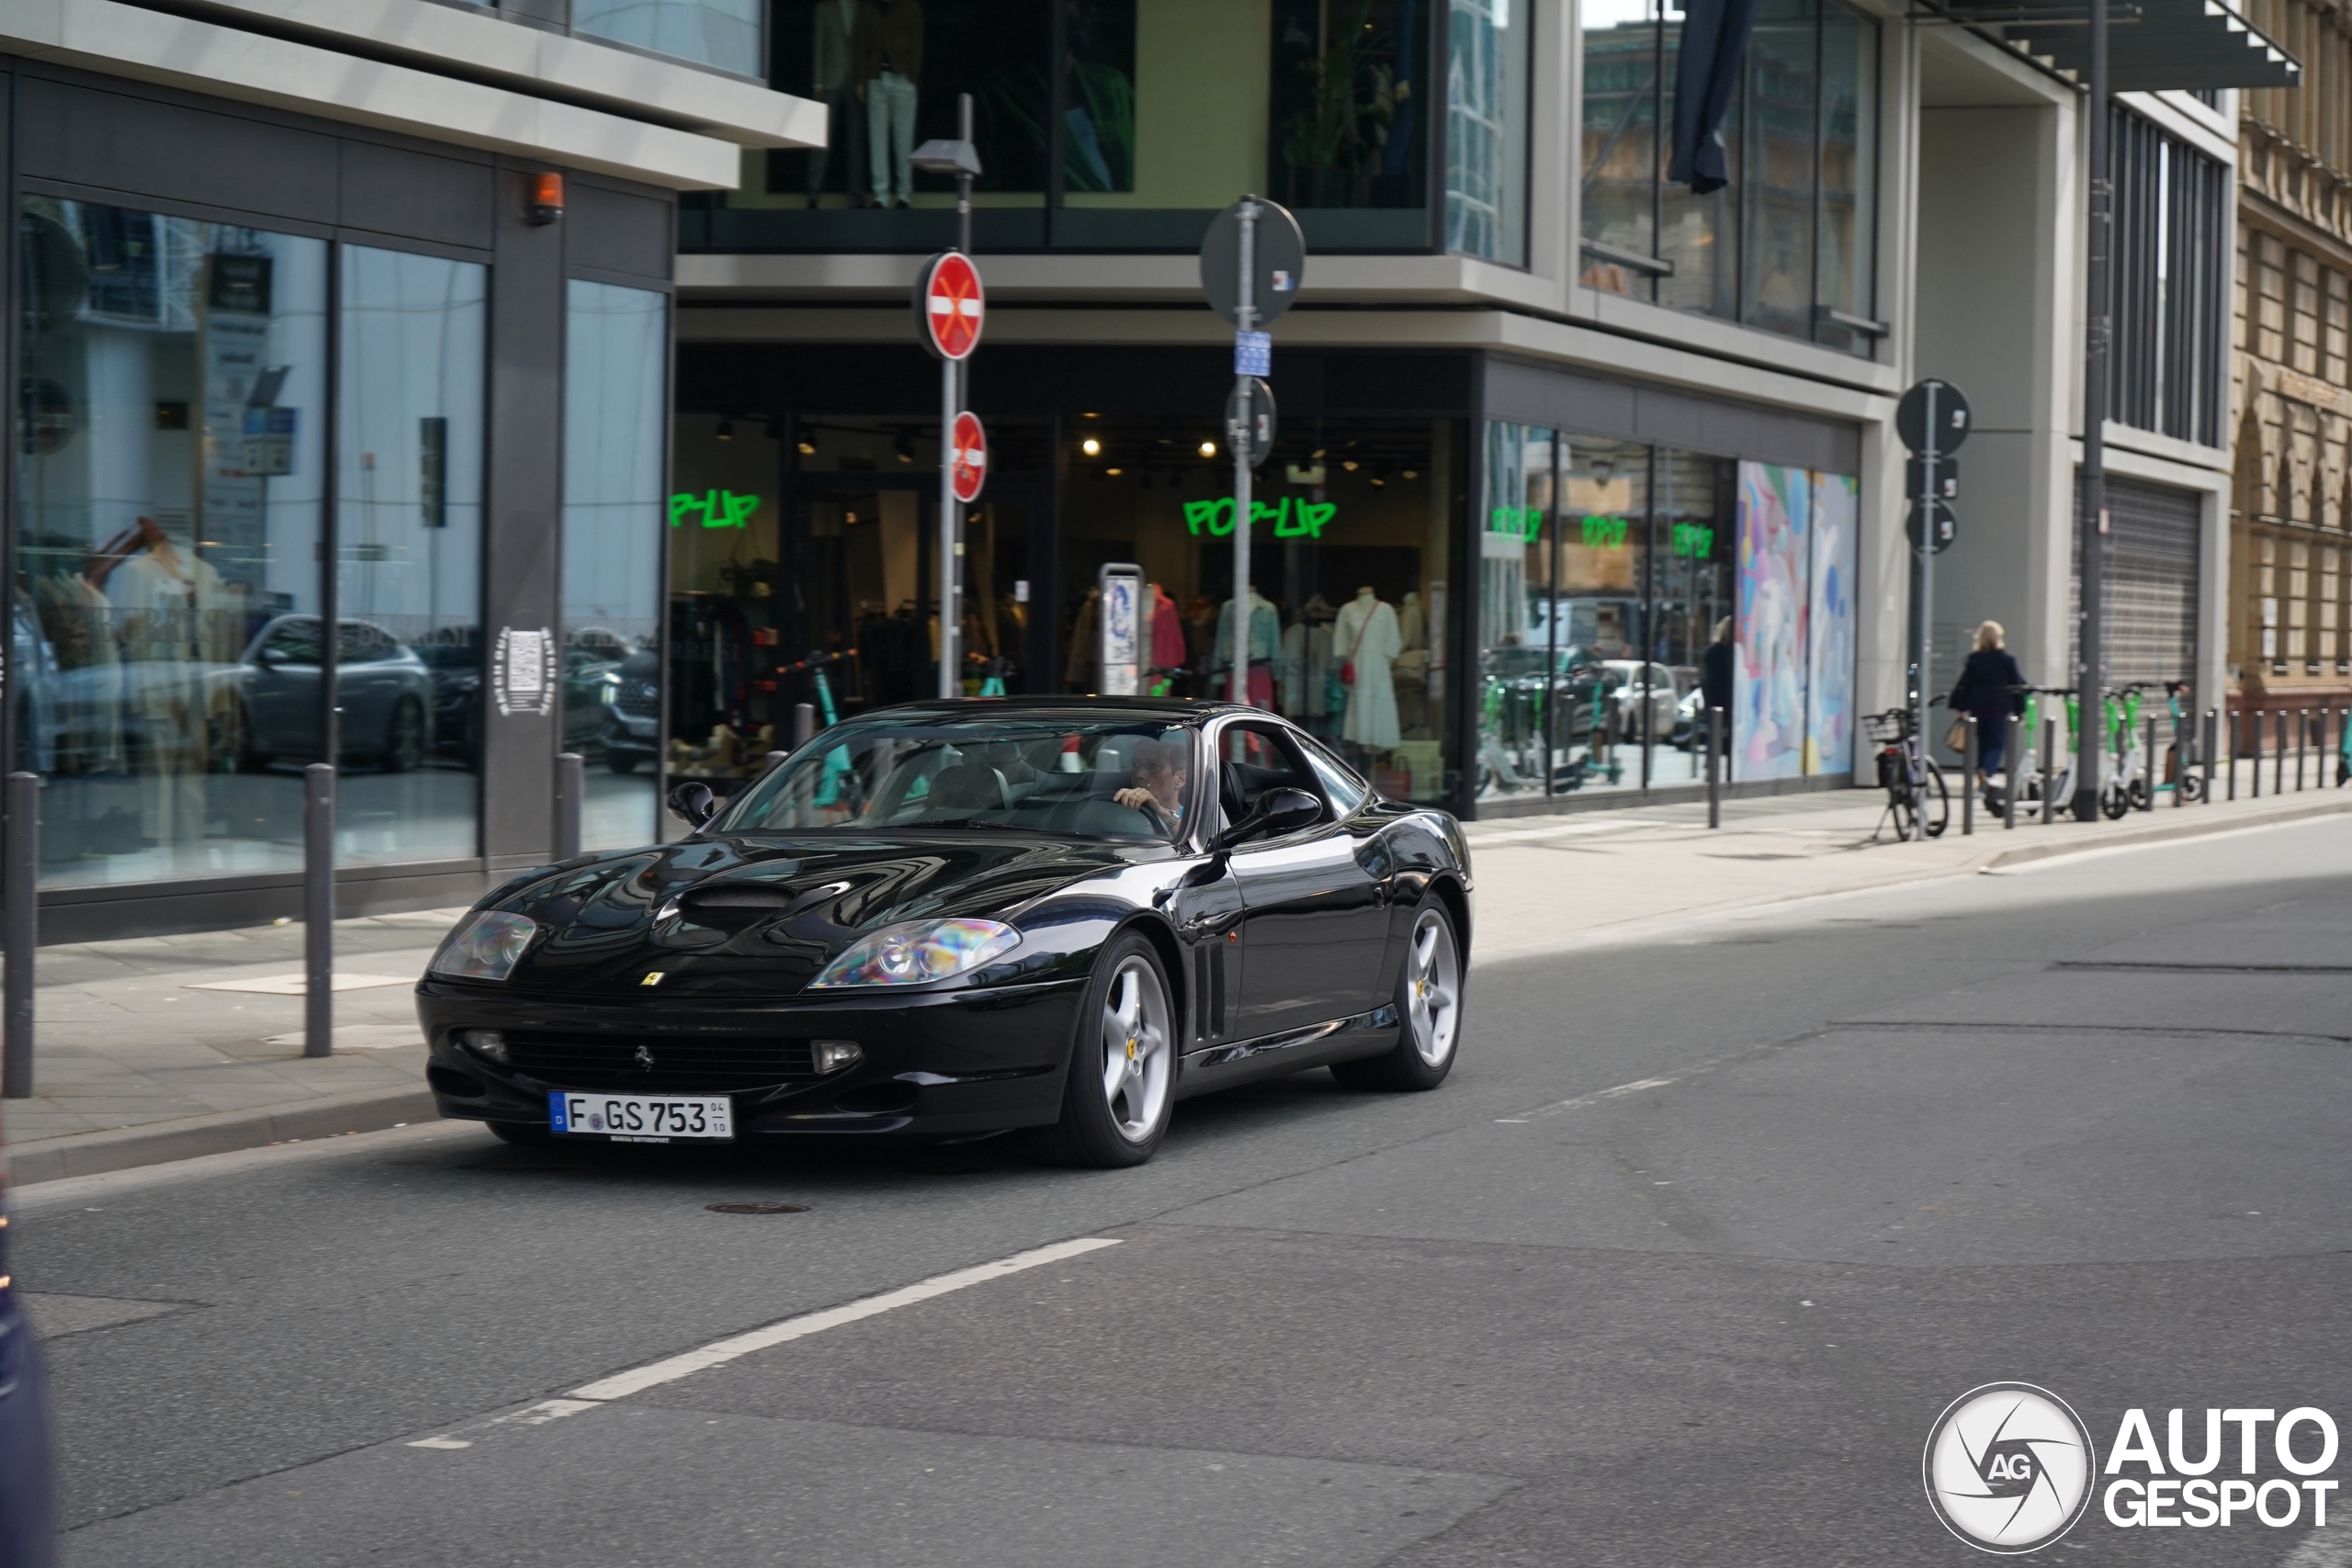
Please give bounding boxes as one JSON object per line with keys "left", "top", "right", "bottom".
{"left": 2075, "top": 0, "right": 2111, "bottom": 820}
{"left": 1915, "top": 384, "right": 1937, "bottom": 841}
{"left": 1231, "top": 197, "right": 1258, "bottom": 708}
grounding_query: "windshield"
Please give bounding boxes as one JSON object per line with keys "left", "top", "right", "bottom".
{"left": 717, "top": 716, "right": 1200, "bottom": 841}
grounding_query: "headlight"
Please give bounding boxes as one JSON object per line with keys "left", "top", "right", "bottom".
{"left": 429, "top": 911, "right": 538, "bottom": 982}
{"left": 808, "top": 919, "right": 1020, "bottom": 989}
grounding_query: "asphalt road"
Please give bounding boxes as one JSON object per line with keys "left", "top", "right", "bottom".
{"left": 17, "top": 818, "right": 2352, "bottom": 1566}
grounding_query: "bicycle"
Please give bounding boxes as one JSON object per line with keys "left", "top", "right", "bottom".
{"left": 1865, "top": 705, "right": 1950, "bottom": 840}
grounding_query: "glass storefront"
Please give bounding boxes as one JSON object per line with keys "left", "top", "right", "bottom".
{"left": 10, "top": 198, "right": 655, "bottom": 892}
{"left": 334, "top": 246, "right": 486, "bottom": 869}
{"left": 1476, "top": 423, "right": 1851, "bottom": 805}
{"left": 1579, "top": 0, "right": 1879, "bottom": 354}
{"left": 706, "top": 0, "right": 1490, "bottom": 256}
{"left": 15, "top": 202, "right": 329, "bottom": 887}
{"left": 562, "top": 281, "right": 669, "bottom": 849}
{"left": 1056, "top": 414, "right": 1459, "bottom": 803}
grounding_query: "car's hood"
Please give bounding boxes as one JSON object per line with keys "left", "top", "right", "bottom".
{"left": 479, "top": 832, "right": 1163, "bottom": 999}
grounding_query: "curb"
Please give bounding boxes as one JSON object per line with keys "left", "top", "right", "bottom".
{"left": 1982, "top": 792, "right": 2352, "bottom": 871}
{"left": 7, "top": 1085, "right": 439, "bottom": 1189}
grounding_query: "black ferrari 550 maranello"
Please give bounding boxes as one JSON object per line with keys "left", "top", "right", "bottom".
{"left": 416, "top": 699, "right": 1471, "bottom": 1167}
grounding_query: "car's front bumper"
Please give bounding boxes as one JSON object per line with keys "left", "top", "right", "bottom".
{"left": 414, "top": 975, "right": 1083, "bottom": 1141}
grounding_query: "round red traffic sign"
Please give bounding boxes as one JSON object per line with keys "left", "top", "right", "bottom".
{"left": 916, "top": 252, "right": 984, "bottom": 361}
{"left": 950, "top": 411, "right": 987, "bottom": 502}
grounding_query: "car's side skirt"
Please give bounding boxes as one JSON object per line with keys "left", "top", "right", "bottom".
{"left": 1175, "top": 1003, "right": 1400, "bottom": 1096}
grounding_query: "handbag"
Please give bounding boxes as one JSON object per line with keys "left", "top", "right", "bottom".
{"left": 1943, "top": 718, "right": 1970, "bottom": 753}
{"left": 1339, "top": 606, "right": 1374, "bottom": 688}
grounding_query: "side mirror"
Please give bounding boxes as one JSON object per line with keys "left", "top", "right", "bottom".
{"left": 1212, "top": 786, "right": 1321, "bottom": 851}
{"left": 665, "top": 781, "right": 718, "bottom": 829}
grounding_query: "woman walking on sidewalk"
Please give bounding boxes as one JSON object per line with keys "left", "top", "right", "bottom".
{"left": 1950, "top": 620, "right": 2026, "bottom": 815}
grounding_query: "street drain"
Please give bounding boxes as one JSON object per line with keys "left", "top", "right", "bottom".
{"left": 706, "top": 1201, "right": 810, "bottom": 1215}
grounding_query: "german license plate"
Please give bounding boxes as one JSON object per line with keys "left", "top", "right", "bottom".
{"left": 548, "top": 1091, "right": 733, "bottom": 1142}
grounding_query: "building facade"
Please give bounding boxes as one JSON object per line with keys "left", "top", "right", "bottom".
{"left": 673, "top": 0, "right": 2280, "bottom": 821}
{"left": 0, "top": 0, "right": 817, "bottom": 938}
{"left": 2229, "top": 0, "right": 2352, "bottom": 729}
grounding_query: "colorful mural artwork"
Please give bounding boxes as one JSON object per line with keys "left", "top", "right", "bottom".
{"left": 1736, "top": 462, "right": 1811, "bottom": 780}
{"left": 1805, "top": 474, "right": 1859, "bottom": 774}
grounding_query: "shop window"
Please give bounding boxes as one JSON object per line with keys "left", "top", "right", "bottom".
{"left": 1056, "top": 413, "right": 1459, "bottom": 803}
{"left": 2108, "top": 105, "right": 2228, "bottom": 446}
{"left": 14, "top": 201, "right": 328, "bottom": 888}
{"left": 334, "top": 247, "right": 488, "bottom": 867}
{"left": 1579, "top": 0, "right": 1879, "bottom": 355}
{"left": 1445, "top": 0, "right": 1532, "bottom": 264}
{"left": 563, "top": 281, "right": 669, "bottom": 848}
{"left": 573, "top": 0, "right": 764, "bottom": 77}
{"left": 700, "top": 0, "right": 1450, "bottom": 254}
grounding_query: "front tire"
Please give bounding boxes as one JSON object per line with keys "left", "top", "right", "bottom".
{"left": 1333, "top": 898, "right": 1463, "bottom": 1092}
{"left": 1031, "top": 933, "right": 1175, "bottom": 1168}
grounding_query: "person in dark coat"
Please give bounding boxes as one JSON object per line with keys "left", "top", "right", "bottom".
{"left": 1699, "top": 616, "right": 1735, "bottom": 765}
{"left": 1949, "top": 619, "right": 2026, "bottom": 809}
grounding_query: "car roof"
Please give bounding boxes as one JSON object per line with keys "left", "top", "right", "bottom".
{"left": 854, "top": 696, "right": 1260, "bottom": 725}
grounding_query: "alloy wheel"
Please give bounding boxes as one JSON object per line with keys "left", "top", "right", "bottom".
{"left": 1404, "top": 909, "right": 1461, "bottom": 1068}
{"left": 1099, "top": 955, "right": 1171, "bottom": 1143}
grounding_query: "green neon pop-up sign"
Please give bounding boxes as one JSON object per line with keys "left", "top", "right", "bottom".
{"left": 1487, "top": 508, "right": 1638, "bottom": 548}
{"left": 669, "top": 490, "right": 762, "bottom": 530}
{"left": 1184, "top": 496, "right": 1339, "bottom": 538}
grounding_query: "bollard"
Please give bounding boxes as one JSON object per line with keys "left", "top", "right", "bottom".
{"left": 791, "top": 702, "right": 815, "bottom": 750}
{"left": 555, "top": 751, "right": 583, "bottom": 861}
{"left": 2275, "top": 711, "right": 2287, "bottom": 795}
{"left": 2204, "top": 708, "right": 2217, "bottom": 803}
{"left": 304, "top": 763, "right": 335, "bottom": 1059}
{"left": 4, "top": 773, "right": 36, "bottom": 1098}
{"left": 2041, "top": 716, "right": 2056, "bottom": 825}
{"left": 2143, "top": 715, "right": 2157, "bottom": 811}
{"left": 1962, "top": 716, "right": 1976, "bottom": 835}
{"left": 2251, "top": 710, "right": 2261, "bottom": 797}
{"left": 1707, "top": 706, "right": 1723, "bottom": 829}
{"left": 2172, "top": 711, "right": 2184, "bottom": 807}
{"left": 2004, "top": 715, "right": 2020, "bottom": 830}
{"left": 2298, "top": 708, "right": 2309, "bottom": 792}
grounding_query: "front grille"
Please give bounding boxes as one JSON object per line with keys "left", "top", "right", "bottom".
{"left": 616, "top": 682, "right": 660, "bottom": 718}
{"left": 503, "top": 1031, "right": 818, "bottom": 1093}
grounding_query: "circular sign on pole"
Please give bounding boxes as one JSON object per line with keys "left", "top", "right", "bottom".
{"left": 950, "top": 411, "right": 987, "bottom": 503}
{"left": 1225, "top": 378, "right": 1276, "bottom": 468}
{"left": 1897, "top": 378, "right": 1971, "bottom": 455}
{"left": 1906, "top": 498, "right": 1957, "bottom": 555}
{"left": 913, "top": 251, "right": 984, "bottom": 361}
{"left": 1200, "top": 197, "right": 1306, "bottom": 328}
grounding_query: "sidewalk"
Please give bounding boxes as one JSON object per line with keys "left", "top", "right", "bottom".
{"left": 6, "top": 773, "right": 2347, "bottom": 1183}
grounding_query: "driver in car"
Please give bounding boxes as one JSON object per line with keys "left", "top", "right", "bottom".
{"left": 1113, "top": 738, "right": 1187, "bottom": 835}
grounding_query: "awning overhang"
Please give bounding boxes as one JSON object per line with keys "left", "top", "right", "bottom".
{"left": 1924, "top": 0, "right": 2301, "bottom": 91}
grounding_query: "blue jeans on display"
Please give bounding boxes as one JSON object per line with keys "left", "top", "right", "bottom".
{"left": 866, "top": 72, "right": 917, "bottom": 207}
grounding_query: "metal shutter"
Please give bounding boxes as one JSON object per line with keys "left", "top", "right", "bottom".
{"left": 2070, "top": 475, "right": 2201, "bottom": 689}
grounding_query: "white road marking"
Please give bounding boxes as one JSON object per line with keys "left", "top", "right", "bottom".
{"left": 567, "top": 1237, "right": 1124, "bottom": 1402}
{"left": 1498, "top": 1077, "right": 1679, "bottom": 1123}
{"left": 407, "top": 1398, "right": 602, "bottom": 1450}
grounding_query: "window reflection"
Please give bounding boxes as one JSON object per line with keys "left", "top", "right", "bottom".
{"left": 1444, "top": 0, "right": 1529, "bottom": 263}
{"left": 335, "top": 246, "right": 486, "bottom": 866}
{"left": 572, "top": 0, "right": 764, "bottom": 77}
{"left": 563, "top": 281, "right": 668, "bottom": 849}
{"left": 16, "top": 200, "right": 327, "bottom": 887}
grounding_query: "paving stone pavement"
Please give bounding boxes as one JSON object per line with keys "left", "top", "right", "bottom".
{"left": 2, "top": 764, "right": 2343, "bottom": 1169}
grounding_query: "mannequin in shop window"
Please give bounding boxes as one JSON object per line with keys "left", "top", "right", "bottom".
{"left": 94, "top": 515, "right": 240, "bottom": 848}
{"left": 856, "top": 0, "right": 923, "bottom": 210}
{"left": 1213, "top": 587, "right": 1280, "bottom": 707}
{"left": 1393, "top": 589, "right": 1430, "bottom": 735}
{"left": 808, "top": 0, "right": 869, "bottom": 208}
{"left": 1335, "top": 585, "right": 1402, "bottom": 754}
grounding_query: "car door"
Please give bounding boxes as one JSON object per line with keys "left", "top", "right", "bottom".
{"left": 244, "top": 617, "right": 322, "bottom": 759}
{"left": 336, "top": 621, "right": 399, "bottom": 757}
{"left": 1220, "top": 721, "right": 1389, "bottom": 1037}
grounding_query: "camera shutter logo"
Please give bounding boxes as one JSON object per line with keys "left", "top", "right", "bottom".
{"left": 492, "top": 626, "right": 557, "bottom": 718}
{"left": 1923, "top": 1382, "right": 2098, "bottom": 1553}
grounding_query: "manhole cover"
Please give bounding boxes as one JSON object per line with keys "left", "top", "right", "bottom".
{"left": 705, "top": 1201, "right": 809, "bottom": 1215}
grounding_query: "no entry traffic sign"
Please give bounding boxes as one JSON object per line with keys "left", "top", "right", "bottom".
{"left": 915, "top": 252, "right": 984, "bottom": 361}
{"left": 950, "top": 411, "right": 987, "bottom": 502}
